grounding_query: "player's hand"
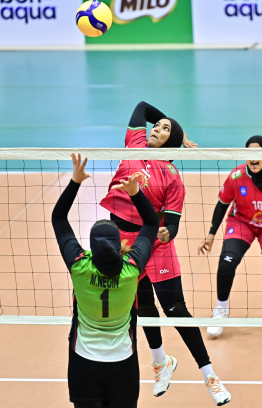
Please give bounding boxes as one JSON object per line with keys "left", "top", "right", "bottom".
{"left": 71, "top": 153, "right": 91, "bottom": 184}
{"left": 198, "top": 234, "right": 215, "bottom": 255}
{"left": 157, "top": 227, "right": 170, "bottom": 243}
{"left": 182, "top": 132, "right": 198, "bottom": 148}
{"left": 111, "top": 175, "right": 139, "bottom": 196}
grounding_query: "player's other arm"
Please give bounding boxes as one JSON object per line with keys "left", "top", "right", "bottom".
{"left": 52, "top": 154, "right": 91, "bottom": 271}
{"left": 157, "top": 212, "right": 181, "bottom": 243}
{"left": 198, "top": 200, "right": 230, "bottom": 255}
{"left": 158, "top": 177, "right": 184, "bottom": 243}
{"left": 198, "top": 172, "right": 235, "bottom": 255}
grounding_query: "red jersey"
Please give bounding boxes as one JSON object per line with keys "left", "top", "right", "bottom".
{"left": 219, "top": 163, "right": 262, "bottom": 228}
{"left": 100, "top": 127, "right": 185, "bottom": 225}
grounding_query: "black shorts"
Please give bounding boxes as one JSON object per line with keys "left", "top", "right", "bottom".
{"left": 68, "top": 346, "right": 140, "bottom": 408}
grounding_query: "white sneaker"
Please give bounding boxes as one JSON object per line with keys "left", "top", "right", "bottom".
{"left": 207, "top": 306, "right": 229, "bottom": 337}
{"left": 205, "top": 375, "right": 231, "bottom": 406}
{"left": 151, "top": 355, "right": 177, "bottom": 397}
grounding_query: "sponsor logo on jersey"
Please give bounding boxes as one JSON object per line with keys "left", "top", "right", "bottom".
{"left": 160, "top": 269, "right": 169, "bottom": 274}
{"left": 231, "top": 170, "right": 242, "bottom": 180}
{"left": 228, "top": 228, "right": 234, "bottom": 234}
{"left": 131, "top": 171, "right": 149, "bottom": 189}
{"left": 250, "top": 211, "right": 262, "bottom": 227}
{"left": 167, "top": 164, "right": 177, "bottom": 175}
{"left": 240, "top": 186, "right": 247, "bottom": 196}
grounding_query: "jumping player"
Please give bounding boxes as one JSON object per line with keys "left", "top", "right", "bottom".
{"left": 198, "top": 135, "right": 262, "bottom": 337}
{"left": 100, "top": 101, "right": 231, "bottom": 406}
{"left": 52, "top": 153, "right": 159, "bottom": 408}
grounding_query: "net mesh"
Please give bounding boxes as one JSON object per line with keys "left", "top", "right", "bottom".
{"left": 0, "top": 147, "right": 262, "bottom": 327}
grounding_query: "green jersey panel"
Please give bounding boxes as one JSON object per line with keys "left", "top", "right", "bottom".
{"left": 70, "top": 250, "right": 139, "bottom": 362}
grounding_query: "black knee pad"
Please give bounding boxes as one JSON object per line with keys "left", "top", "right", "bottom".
{"left": 138, "top": 303, "right": 159, "bottom": 318}
{"left": 218, "top": 250, "right": 241, "bottom": 277}
{"left": 163, "top": 301, "right": 192, "bottom": 318}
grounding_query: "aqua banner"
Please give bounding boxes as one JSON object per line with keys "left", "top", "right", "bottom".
{"left": 85, "top": 0, "right": 193, "bottom": 44}
{"left": 0, "top": 0, "right": 84, "bottom": 46}
{"left": 192, "top": 0, "right": 262, "bottom": 44}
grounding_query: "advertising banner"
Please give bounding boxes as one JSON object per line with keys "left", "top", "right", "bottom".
{"left": 85, "top": 0, "right": 193, "bottom": 44}
{"left": 192, "top": 0, "right": 262, "bottom": 44}
{"left": 0, "top": 0, "right": 84, "bottom": 45}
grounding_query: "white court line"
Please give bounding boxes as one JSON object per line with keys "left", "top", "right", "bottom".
{"left": 0, "top": 378, "right": 261, "bottom": 385}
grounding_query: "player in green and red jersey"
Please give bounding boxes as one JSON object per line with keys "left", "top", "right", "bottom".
{"left": 52, "top": 153, "right": 159, "bottom": 408}
{"left": 198, "top": 136, "right": 262, "bottom": 338}
{"left": 100, "top": 101, "right": 231, "bottom": 406}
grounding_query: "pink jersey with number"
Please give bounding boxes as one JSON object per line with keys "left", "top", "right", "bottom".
{"left": 219, "top": 163, "right": 262, "bottom": 228}
{"left": 100, "top": 127, "right": 185, "bottom": 225}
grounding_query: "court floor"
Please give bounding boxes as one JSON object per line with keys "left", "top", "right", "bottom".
{"left": 1, "top": 48, "right": 262, "bottom": 407}
{"left": 0, "top": 324, "right": 262, "bottom": 408}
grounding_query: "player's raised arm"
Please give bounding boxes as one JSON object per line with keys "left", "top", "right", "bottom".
{"left": 52, "top": 154, "right": 91, "bottom": 271}
{"left": 128, "top": 101, "right": 166, "bottom": 128}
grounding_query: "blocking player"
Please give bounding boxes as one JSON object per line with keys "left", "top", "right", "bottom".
{"left": 52, "top": 153, "right": 160, "bottom": 408}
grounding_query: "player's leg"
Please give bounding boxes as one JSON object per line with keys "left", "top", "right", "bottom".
{"left": 68, "top": 346, "right": 105, "bottom": 408}
{"left": 105, "top": 351, "right": 139, "bottom": 408}
{"left": 154, "top": 276, "right": 231, "bottom": 406}
{"left": 137, "top": 274, "right": 176, "bottom": 397}
{"left": 138, "top": 241, "right": 183, "bottom": 397}
{"left": 207, "top": 237, "right": 250, "bottom": 337}
{"left": 137, "top": 274, "right": 163, "bottom": 350}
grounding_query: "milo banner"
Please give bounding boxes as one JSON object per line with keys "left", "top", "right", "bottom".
{"left": 0, "top": 0, "right": 84, "bottom": 45}
{"left": 86, "top": 0, "right": 193, "bottom": 44}
{"left": 192, "top": 0, "right": 262, "bottom": 43}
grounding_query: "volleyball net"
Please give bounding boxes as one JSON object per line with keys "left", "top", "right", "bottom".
{"left": 0, "top": 147, "right": 262, "bottom": 328}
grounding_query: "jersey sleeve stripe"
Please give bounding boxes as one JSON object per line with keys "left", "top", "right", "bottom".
{"left": 127, "top": 126, "right": 147, "bottom": 131}
{"left": 218, "top": 196, "right": 231, "bottom": 205}
{"left": 245, "top": 165, "right": 252, "bottom": 178}
{"left": 164, "top": 210, "right": 182, "bottom": 216}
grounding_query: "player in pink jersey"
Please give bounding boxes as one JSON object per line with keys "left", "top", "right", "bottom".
{"left": 100, "top": 101, "right": 231, "bottom": 406}
{"left": 198, "top": 136, "right": 262, "bottom": 338}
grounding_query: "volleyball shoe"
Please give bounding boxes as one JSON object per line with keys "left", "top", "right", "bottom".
{"left": 205, "top": 374, "right": 231, "bottom": 406}
{"left": 151, "top": 355, "right": 177, "bottom": 397}
{"left": 207, "top": 306, "right": 229, "bottom": 337}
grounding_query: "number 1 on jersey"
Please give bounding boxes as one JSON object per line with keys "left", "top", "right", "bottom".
{"left": 100, "top": 289, "right": 109, "bottom": 318}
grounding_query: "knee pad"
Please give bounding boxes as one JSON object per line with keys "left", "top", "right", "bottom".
{"left": 218, "top": 251, "right": 241, "bottom": 276}
{"left": 163, "top": 301, "right": 192, "bottom": 318}
{"left": 138, "top": 299, "right": 159, "bottom": 318}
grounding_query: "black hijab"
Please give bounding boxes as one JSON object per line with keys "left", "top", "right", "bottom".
{"left": 246, "top": 135, "right": 262, "bottom": 192}
{"left": 160, "top": 117, "right": 184, "bottom": 148}
{"left": 90, "top": 220, "right": 123, "bottom": 277}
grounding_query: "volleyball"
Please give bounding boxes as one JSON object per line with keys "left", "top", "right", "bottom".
{"left": 76, "top": 0, "right": 112, "bottom": 37}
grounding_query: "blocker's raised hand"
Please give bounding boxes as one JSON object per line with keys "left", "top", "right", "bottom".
{"left": 71, "top": 153, "right": 91, "bottom": 184}
{"left": 111, "top": 175, "right": 140, "bottom": 197}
